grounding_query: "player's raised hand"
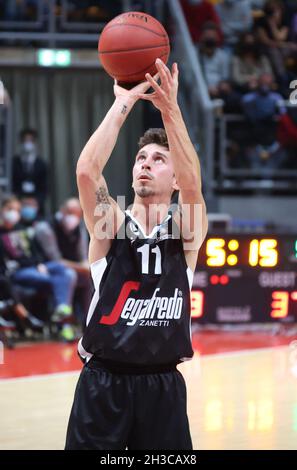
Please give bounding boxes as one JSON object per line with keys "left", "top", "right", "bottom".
{"left": 136, "top": 58, "right": 179, "bottom": 114}
{"left": 113, "top": 74, "right": 159, "bottom": 104}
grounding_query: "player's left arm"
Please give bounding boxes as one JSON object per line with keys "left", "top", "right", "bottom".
{"left": 137, "top": 59, "right": 208, "bottom": 270}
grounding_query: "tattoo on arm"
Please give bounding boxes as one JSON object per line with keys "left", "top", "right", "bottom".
{"left": 121, "top": 105, "right": 128, "bottom": 115}
{"left": 95, "top": 186, "right": 111, "bottom": 211}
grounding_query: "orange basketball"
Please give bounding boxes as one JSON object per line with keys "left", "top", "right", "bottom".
{"left": 98, "top": 11, "right": 170, "bottom": 84}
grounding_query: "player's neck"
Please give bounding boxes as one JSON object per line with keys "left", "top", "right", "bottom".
{"left": 129, "top": 197, "right": 171, "bottom": 234}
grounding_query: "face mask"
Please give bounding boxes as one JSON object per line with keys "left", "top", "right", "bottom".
{"left": 203, "top": 39, "right": 217, "bottom": 49}
{"left": 63, "top": 214, "right": 80, "bottom": 231}
{"left": 3, "top": 209, "right": 20, "bottom": 226}
{"left": 21, "top": 206, "right": 38, "bottom": 222}
{"left": 21, "top": 141, "right": 36, "bottom": 154}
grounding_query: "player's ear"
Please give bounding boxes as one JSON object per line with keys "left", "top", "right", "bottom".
{"left": 172, "top": 175, "right": 179, "bottom": 191}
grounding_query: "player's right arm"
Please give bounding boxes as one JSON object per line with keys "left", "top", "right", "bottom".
{"left": 76, "top": 78, "right": 156, "bottom": 263}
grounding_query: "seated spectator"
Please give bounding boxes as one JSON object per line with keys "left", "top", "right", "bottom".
{"left": 232, "top": 32, "right": 275, "bottom": 93}
{"left": 180, "top": 0, "right": 223, "bottom": 45}
{"left": 241, "top": 73, "right": 285, "bottom": 124}
{"left": 35, "top": 198, "right": 92, "bottom": 325}
{"left": 241, "top": 73, "right": 287, "bottom": 168}
{"left": 198, "top": 22, "right": 241, "bottom": 112}
{"left": 215, "top": 0, "right": 253, "bottom": 48}
{"left": 255, "top": 0, "right": 297, "bottom": 87}
{"left": 12, "top": 128, "right": 48, "bottom": 215}
{"left": 0, "top": 195, "right": 77, "bottom": 326}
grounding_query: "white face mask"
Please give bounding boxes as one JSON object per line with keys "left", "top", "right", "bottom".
{"left": 63, "top": 214, "right": 80, "bottom": 231}
{"left": 22, "top": 141, "right": 36, "bottom": 155}
{"left": 3, "top": 209, "right": 20, "bottom": 226}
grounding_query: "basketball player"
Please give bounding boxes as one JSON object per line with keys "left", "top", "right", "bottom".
{"left": 65, "top": 58, "right": 208, "bottom": 450}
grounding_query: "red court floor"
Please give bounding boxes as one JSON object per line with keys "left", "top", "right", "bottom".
{"left": 1, "top": 329, "right": 297, "bottom": 379}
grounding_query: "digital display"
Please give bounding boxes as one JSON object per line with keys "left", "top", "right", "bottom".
{"left": 192, "top": 234, "right": 297, "bottom": 323}
{"left": 203, "top": 237, "right": 281, "bottom": 267}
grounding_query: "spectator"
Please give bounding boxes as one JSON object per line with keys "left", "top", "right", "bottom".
{"left": 199, "top": 23, "right": 241, "bottom": 112}
{"left": 12, "top": 128, "right": 48, "bottom": 215}
{"left": 180, "top": 0, "right": 223, "bottom": 45}
{"left": 35, "top": 198, "right": 92, "bottom": 325}
{"left": 0, "top": 195, "right": 76, "bottom": 325}
{"left": 232, "top": 32, "right": 275, "bottom": 93}
{"left": 215, "top": 0, "right": 253, "bottom": 48}
{"left": 255, "top": 0, "right": 297, "bottom": 87}
{"left": 241, "top": 73, "right": 287, "bottom": 168}
{"left": 242, "top": 73, "right": 285, "bottom": 126}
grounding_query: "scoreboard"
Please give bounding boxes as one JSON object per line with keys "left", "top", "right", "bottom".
{"left": 191, "top": 235, "right": 297, "bottom": 323}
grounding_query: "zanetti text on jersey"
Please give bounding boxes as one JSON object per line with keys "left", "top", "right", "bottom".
{"left": 120, "top": 287, "right": 183, "bottom": 326}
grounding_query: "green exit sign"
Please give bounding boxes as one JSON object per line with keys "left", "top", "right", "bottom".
{"left": 37, "top": 49, "right": 72, "bottom": 67}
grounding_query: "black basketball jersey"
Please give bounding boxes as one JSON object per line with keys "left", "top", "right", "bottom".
{"left": 78, "top": 207, "right": 194, "bottom": 366}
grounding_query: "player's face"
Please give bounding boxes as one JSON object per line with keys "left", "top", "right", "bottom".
{"left": 132, "top": 143, "right": 177, "bottom": 199}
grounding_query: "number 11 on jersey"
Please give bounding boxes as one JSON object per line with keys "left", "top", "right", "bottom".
{"left": 137, "top": 244, "right": 162, "bottom": 274}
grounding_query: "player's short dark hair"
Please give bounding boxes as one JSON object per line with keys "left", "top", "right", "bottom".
{"left": 138, "top": 128, "right": 169, "bottom": 150}
{"left": 19, "top": 128, "right": 38, "bottom": 141}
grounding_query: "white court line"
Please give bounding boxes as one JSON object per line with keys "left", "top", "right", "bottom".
{"left": 0, "top": 345, "right": 292, "bottom": 382}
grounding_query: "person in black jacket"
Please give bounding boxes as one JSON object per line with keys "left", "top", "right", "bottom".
{"left": 12, "top": 128, "right": 48, "bottom": 215}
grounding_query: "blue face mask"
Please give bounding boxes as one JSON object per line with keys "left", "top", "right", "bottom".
{"left": 21, "top": 206, "right": 38, "bottom": 222}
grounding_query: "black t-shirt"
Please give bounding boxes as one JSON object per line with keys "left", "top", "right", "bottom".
{"left": 78, "top": 209, "right": 194, "bottom": 366}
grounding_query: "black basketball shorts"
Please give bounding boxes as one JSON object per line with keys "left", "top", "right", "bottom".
{"left": 65, "top": 358, "right": 193, "bottom": 450}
